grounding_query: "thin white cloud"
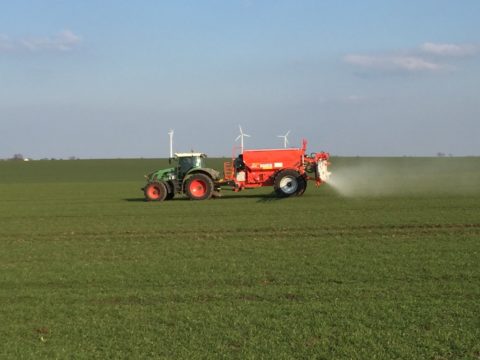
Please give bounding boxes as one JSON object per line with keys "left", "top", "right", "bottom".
{"left": 0, "top": 34, "right": 13, "bottom": 51}
{"left": 21, "top": 30, "right": 81, "bottom": 51}
{"left": 343, "top": 54, "right": 442, "bottom": 72}
{"left": 343, "top": 41, "right": 479, "bottom": 73}
{"left": 421, "top": 42, "right": 478, "bottom": 57}
{"left": 0, "top": 30, "right": 82, "bottom": 53}
{"left": 345, "top": 95, "right": 364, "bottom": 103}
{"left": 390, "top": 56, "right": 442, "bottom": 71}
{"left": 318, "top": 94, "right": 379, "bottom": 106}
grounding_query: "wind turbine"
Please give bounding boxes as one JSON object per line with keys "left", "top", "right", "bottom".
{"left": 235, "top": 125, "right": 250, "bottom": 153}
{"left": 168, "top": 129, "right": 174, "bottom": 158}
{"left": 277, "top": 130, "right": 290, "bottom": 148}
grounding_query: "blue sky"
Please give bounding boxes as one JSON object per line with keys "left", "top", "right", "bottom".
{"left": 1, "top": 0, "right": 479, "bottom": 158}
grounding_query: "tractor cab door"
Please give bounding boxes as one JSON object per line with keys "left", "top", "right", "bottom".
{"left": 177, "top": 157, "right": 193, "bottom": 179}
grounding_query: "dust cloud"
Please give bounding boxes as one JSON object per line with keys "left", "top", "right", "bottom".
{"left": 326, "top": 157, "right": 480, "bottom": 197}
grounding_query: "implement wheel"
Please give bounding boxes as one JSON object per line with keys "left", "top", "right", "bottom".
{"left": 144, "top": 182, "right": 167, "bottom": 201}
{"left": 185, "top": 173, "right": 214, "bottom": 200}
{"left": 274, "top": 170, "right": 301, "bottom": 198}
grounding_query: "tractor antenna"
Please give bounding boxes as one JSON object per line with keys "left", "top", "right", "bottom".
{"left": 235, "top": 125, "right": 251, "bottom": 153}
{"left": 168, "top": 129, "right": 174, "bottom": 158}
{"left": 277, "top": 130, "right": 290, "bottom": 148}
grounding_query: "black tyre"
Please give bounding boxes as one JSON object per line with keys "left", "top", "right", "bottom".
{"left": 185, "top": 173, "right": 214, "bottom": 200}
{"left": 144, "top": 182, "right": 168, "bottom": 201}
{"left": 274, "top": 170, "right": 302, "bottom": 197}
{"left": 295, "top": 176, "right": 307, "bottom": 196}
{"left": 165, "top": 181, "right": 175, "bottom": 200}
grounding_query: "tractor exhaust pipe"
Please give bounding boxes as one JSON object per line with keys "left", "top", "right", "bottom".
{"left": 168, "top": 129, "right": 174, "bottom": 159}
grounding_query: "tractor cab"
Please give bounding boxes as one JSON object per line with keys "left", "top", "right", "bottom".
{"left": 174, "top": 153, "right": 207, "bottom": 179}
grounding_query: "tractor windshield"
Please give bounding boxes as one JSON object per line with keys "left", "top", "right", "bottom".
{"left": 178, "top": 156, "right": 204, "bottom": 175}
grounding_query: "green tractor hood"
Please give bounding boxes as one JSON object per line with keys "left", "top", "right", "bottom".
{"left": 145, "top": 167, "right": 175, "bottom": 182}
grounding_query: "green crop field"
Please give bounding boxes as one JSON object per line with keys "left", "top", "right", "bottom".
{"left": 1, "top": 157, "right": 479, "bottom": 359}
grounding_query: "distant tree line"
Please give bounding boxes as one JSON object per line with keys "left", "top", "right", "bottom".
{"left": 2, "top": 154, "right": 80, "bottom": 161}
{"left": 11, "top": 154, "right": 25, "bottom": 161}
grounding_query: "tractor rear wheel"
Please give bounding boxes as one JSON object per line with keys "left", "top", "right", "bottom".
{"left": 185, "top": 173, "right": 214, "bottom": 200}
{"left": 144, "top": 182, "right": 168, "bottom": 201}
{"left": 274, "top": 170, "right": 301, "bottom": 198}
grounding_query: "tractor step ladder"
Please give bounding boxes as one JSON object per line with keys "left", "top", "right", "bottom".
{"left": 223, "top": 162, "right": 234, "bottom": 179}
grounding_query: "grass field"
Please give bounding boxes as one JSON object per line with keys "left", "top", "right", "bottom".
{"left": 1, "top": 157, "right": 479, "bottom": 359}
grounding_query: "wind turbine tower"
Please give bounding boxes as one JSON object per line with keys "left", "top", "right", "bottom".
{"left": 235, "top": 125, "right": 251, "bottom": 153}
{"left": 277, "top": 130, "right": 290, "bottom": 148}
{"left": 168, "top": 129, "right": 174, "bottom": 158}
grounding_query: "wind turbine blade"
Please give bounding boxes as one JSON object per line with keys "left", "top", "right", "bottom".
{"left": 235, "top": 135, "right": 241, "bottom": 141}
{"left": 285, "top": 130, "right": 290, "bottom": 136}
{"left": 244, "top": 133, "right": 251, "bottom": 137}
{"left": 238, "top": 125, "right": 243, "bottom": 134}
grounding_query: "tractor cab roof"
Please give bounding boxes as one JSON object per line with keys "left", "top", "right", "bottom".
{"left": 174, "top": 152, "right": 207, "bottom": 158}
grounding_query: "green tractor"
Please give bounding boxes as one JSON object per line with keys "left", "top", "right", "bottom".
{"left": 143, "top": 153, "right": 221, "bottom": 201}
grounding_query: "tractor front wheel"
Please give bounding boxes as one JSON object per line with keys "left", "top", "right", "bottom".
{"left": 144, "top": 182, "right": 168, "bottom": 201}
{"left": 274, "top": 170, "right": 301, "bottom": 197}
{"left": 185, "top": 174, "right": 214, "bottom": 200}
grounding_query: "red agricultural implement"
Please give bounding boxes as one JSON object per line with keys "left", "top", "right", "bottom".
{"left": 142, "top": 139, "right": 330, "bottom": 201}
{"left": 221, "top": 139, "right": 330, "bottom": 197}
